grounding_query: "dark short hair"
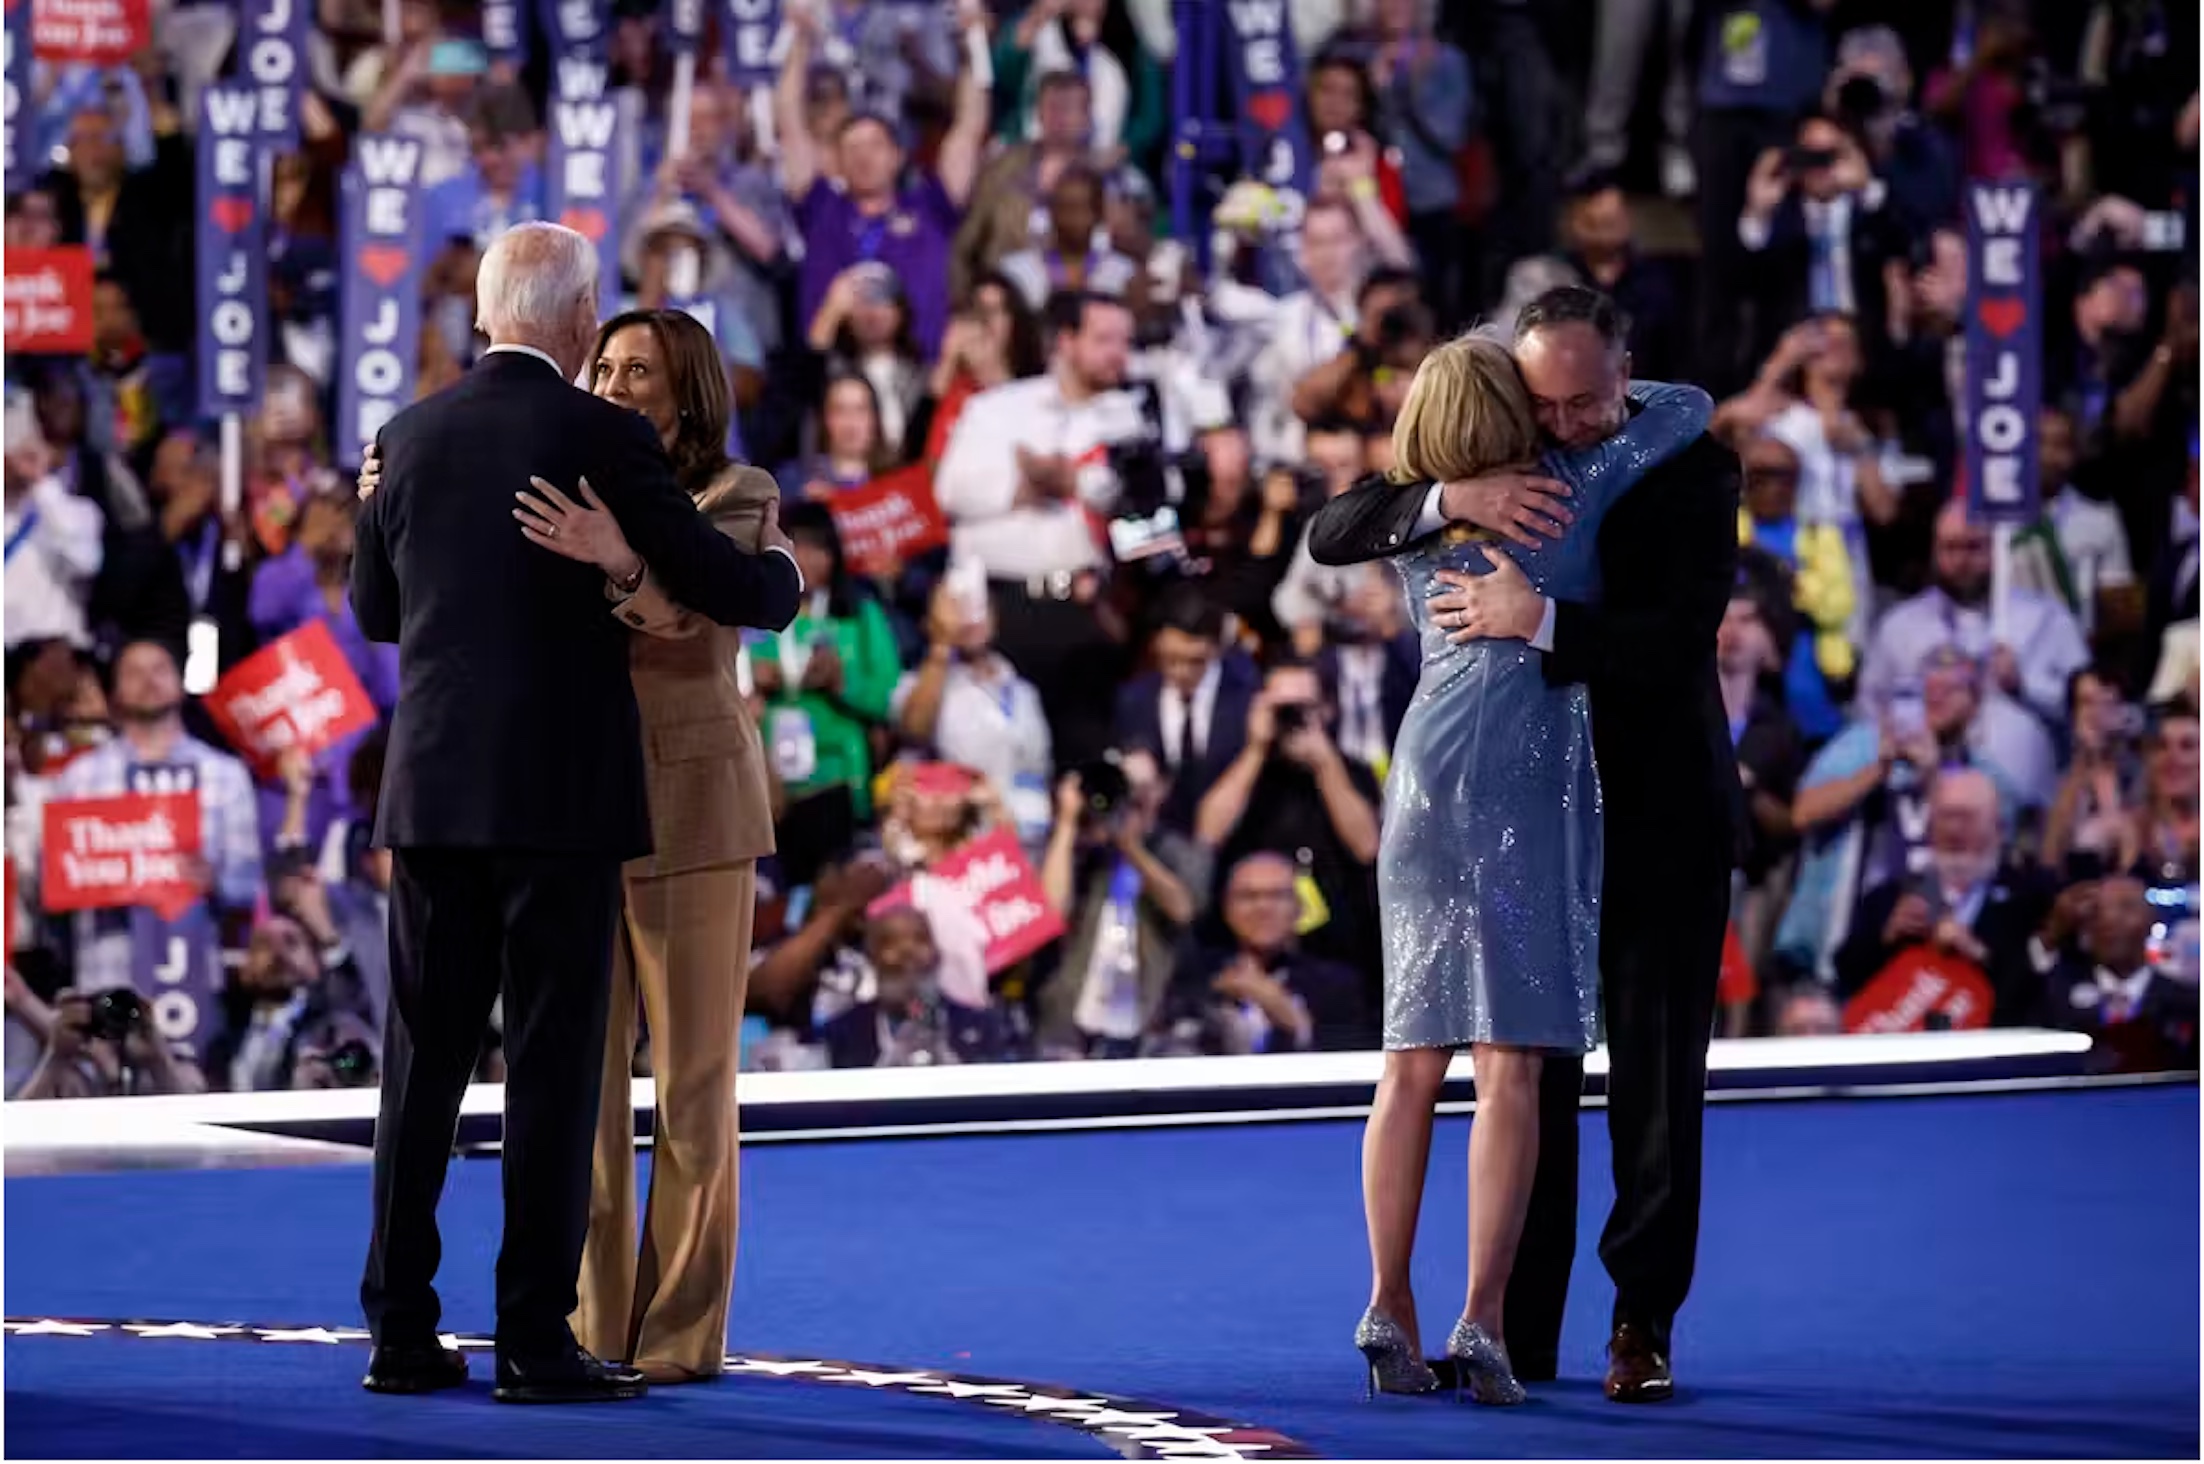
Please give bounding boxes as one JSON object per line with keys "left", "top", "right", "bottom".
{"left": 1151, "top": 582, "right": 1225, "bottom": 643}
{"left": 1514, "top": 285, "right": 1630, "bottom": 350}
{"left": 1045, "top": 288, "right": 1130, "bottom": 337}
{"left": 1358, "top": 266, "right": 1420, "bottom": 309}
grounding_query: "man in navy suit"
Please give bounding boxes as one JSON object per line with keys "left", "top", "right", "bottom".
{"left": 1113, "top": 584, "right": 1260, "bottom": 831}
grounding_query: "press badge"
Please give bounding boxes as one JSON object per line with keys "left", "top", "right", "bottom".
{"left": 767, "top": 706, "right": 818, "bottom": 785}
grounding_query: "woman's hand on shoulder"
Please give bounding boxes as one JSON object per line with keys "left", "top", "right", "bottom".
{"left": 513, "top": 475, "right": 641, "bottom": 581}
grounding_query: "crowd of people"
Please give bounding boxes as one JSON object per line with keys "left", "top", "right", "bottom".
{"left": 4, "top": 0, "right": 2198, "bottom": 1098}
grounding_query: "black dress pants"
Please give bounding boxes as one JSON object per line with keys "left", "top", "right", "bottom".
{"left": 1504, "top": 843, "right": 1731, "bottom": 1367}
{"left": 360, "top": 847, "right": 622, "bottom": 1358}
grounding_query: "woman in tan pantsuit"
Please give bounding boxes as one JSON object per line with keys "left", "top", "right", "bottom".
{"left": 508, "top": 308, "right": 786, "bottom": 1384}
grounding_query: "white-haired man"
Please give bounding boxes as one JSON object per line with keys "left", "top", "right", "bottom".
{"left": 350, "top": 222, "right": 801, "bottom": 1404}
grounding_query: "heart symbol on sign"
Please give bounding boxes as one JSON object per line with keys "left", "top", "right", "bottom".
{"left": 1246, "top": 93, "right": 1291, "bottom": 134}
{"left": 210, "top": 196, "right": 255, "bottom": 234}
{"left": 560, "top": 207, "right": 608, "bottom": 243}
{"left": 357, "top": 245, "right": 410, "bottom": 288}
{"left": 1978, "top": 298, "right": 2027, "bottom": 340}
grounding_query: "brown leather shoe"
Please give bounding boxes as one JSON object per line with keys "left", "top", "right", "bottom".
{"left": 1603, "top": 1324, "right": 1674, "bottom": 1403}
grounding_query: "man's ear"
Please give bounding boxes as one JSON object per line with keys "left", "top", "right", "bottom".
{"left": 1618, "top": 350, "right": 1634, "bottom": 391}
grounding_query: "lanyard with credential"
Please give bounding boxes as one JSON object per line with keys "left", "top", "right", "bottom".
{"left": 4, "top": 508, "right": 41, "bottom": 565}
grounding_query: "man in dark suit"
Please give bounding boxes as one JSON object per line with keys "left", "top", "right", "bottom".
{"left": 1307, "top": 286, "right": 1742, "bottom": 1402}
{"left": 1113, "top": 585, "right": 1261, "bottom": 831}
{"left": 349, "top": 223, "right": 801, "bottom": 1404}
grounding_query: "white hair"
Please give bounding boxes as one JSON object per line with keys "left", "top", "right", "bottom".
{"left": 475, "top": 221, "right": 598, "bottom": 341}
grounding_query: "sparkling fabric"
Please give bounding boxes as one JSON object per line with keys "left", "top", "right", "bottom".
{"left": 1378, "top": 383, "right": 1712, "bottom": 1052}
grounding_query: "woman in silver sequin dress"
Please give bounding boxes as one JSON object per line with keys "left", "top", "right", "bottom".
{"left": 1349, "top": 337, "right": 1711, "bottom": 1404}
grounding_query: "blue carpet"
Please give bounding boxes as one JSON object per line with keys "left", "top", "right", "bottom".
{"left": 5, "top": 1085, "right": 2198, "bottom": 1458}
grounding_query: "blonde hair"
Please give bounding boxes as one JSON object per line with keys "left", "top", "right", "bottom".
{"left": 1387, "top": 333, "right": 1540, "bottom": 485}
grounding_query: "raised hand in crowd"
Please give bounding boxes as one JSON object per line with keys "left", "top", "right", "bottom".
{"left": 1882, "top": 890, "right": 1933, "bottom": 947}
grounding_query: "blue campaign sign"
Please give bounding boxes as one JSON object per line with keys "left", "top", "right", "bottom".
{"left": 722, "top": 0, "right": 779, "bottom": 84}
{"left": 241, "top": 0, "right": 306, "bottom": 150}
{"left": 337, "top": 134, "right": 427, "bottom": 464}
{"left": 3, "top": 0, "right": 29, "bottom": 185}
{"left": 1963, "top": 181, "right": 2042, "bottom": 524}
{"left": 664, "top": 0, "right": 704, "bottom": 56}
{"left": 483, "top": 0, "right": 527, "bottom": 67}
{"left": 1222, "top": 0, "right": 1313, "bottom": 209}
{"left": 195, "top": 84, "right": 267, "bottom": 419}
{"left": 537, "top": 0, "right": 606, "bottom": 59}
{"left": 546, "top": 54, "right": 623, "bottom": 315}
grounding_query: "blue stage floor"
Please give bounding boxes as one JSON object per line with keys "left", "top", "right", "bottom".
{"left": 5, "top": 1084, "right": 2198, "bottom": 1458}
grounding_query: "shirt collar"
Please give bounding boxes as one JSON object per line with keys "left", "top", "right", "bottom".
{"left": 484, "top": 342, "right": 568, "bottom": 379}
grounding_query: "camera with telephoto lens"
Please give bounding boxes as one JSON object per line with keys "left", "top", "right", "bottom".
{"left": 87, "top": 987, "right": 146, "bottom": 1044}
{"left": 1072, "top": 757, "right": 1130, "bottom": 822}
{"left": 1272, "top": 702, "right": 1312, "bottom": 737}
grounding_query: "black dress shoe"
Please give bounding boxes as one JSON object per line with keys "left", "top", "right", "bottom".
{"left": 1603, "top": 1324, "right": 1674, "bottom": 1403}
{"left": 493, "top": 1345, "right": 649, "bottom": 1405}
{"left": 363, "top": 1339, "right": 469, "bottom": 1394}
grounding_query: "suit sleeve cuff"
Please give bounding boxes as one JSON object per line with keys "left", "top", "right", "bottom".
{"left": 1529, "top": 597, "right": 1557, "bottom": 653}
{"left": 767, "top": 544, "right": 807, "bottom": 595}
{"left": 1412, "top": 483, "right": 1447, "bottom": 538}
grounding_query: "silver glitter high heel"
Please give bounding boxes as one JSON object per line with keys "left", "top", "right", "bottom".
{"left": 1353, "top": 1308, "right": 1439, "bottom": 1397}
{"left": 1444, "top": 1318, "right": 1527, "bottom": 1405}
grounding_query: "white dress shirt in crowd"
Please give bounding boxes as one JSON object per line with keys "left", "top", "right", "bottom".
{"left": 933, "top": 373, "right": 1149, "bottom": 581}
{"left": 1764, "top": 400, "right": 1878, "bottom": 643}
{"left": 890, "top": 653, "right": 1055, "bottom": 841}
{"left": 3, "top": 475, "right": 105, "bottom": 649}
{"left": 1157, "top": 660, "right": 1222, "bottom": 770}
{"left": 1271, "top": 524, "right": 1357, "bottom": 639}
{"left": 2011, "top": 486, "right": 2135, "bottom": 634}
{"left": 1246, "top": 288, "right": 1357, "bottom": 467}
{"left": 1857, "top": 586, "right": 2091, "bottom": 731}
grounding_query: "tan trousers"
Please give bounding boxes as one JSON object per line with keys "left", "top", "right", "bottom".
{"left": 572, "top": 860, "right": 754, "bottom": 1376}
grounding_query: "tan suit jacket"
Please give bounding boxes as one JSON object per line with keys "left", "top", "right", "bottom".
{"left": 610, "top": 464, "right": 779, "bottom": 878}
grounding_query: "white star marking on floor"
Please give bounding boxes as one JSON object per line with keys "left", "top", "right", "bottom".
{"left": 908, "top": 1381, "right": 1029, "bottom": 1400}
{"left": 5, "top": 1320, "right": 109, "bottom": 1336}
{"left": 985, "top": 1393, "right": 1110, "bottom": 1414}
{"left": 122, "top": 1323, "right": 240, "bottom": 1339}
{"left": 828, "top": 1368, "right": 941, "bottom": 1388}
{"left": 724, "top": 1357, "right": 838, "bottom": 1377}
{"left": 254, "top": 1327, "right": 363, "bottom": 1344}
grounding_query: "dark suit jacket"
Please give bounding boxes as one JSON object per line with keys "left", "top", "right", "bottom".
{"left": 1305, "top": 431, "right": 1746, "bottom": 882}
{"left": 39, "top": 134, "right": 195, "bottom": 353}
{"left": 1835, "top": 867, "right": 2055, "bottom": 1025}
{"left": 1113, "top": 649, "right": 1261, "bottom": 830}
{"left": 351, "top": 351, "right": 802, "bottom": 860}
{"left": 1316, "top": 635, "right": 1420, "bottom": 751}
{"left": 1744, "top": 191, "right": 1910, "bottom": 364}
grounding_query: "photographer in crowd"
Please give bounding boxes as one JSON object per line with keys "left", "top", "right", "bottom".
{"left": 14, "top": 986, "right": 205, "bottom": 1099}
{"left": 1035, "top": 751, "right": 1204, "bottom": 1058}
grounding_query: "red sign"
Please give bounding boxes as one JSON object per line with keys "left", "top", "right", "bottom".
{"left": 827, "top": 465, "right": 950, "bottom": 578}
{"left": 1843, "top": 946, "right": 1996, "bottom": 1034}
{"left": 204, "top": 621, "right": 377, "bottom": 778}
{"left": 3, "top": 247, "right": 94, "bottom": 355}
{"left": 32, "top": 0, "right": 147, "bottom": 62}
{"left": 41, "top": 792, "right": 203, "bottom": 922}
{"left": 872, "top": 828, "right": 1066, "bottom": 975}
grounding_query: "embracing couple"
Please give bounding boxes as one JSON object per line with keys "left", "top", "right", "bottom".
{"left": 1309, "top": 286, "right": 1743, "bottom": 1405}
{"left": 351, "top": 222, "right": 803, "bottom": 1404}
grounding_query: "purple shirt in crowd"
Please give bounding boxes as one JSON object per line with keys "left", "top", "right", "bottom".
{"left": 795, "top": 175, "right": 955, "bottom": 360}
{"left": 246, "top": 548, "right": 402, "bottom": 855}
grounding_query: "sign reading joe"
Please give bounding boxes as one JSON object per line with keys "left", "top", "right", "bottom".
{"left": 122, "top": 764, "right": 224, "bottom": 1065}
{"left": 545, "top": 54, "right": 623, "bottom": 315}
{"left": 241, "top": 0, "right": 307, "bottom": 150}
{"left": 1964, "top": 180, "right": 2042, "bottom": 524}
{"left": 337, "top": 133, "right": 426, "bottom": 466}
{"left": 196, "top": 83, "right": 267, "bottom": 420}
